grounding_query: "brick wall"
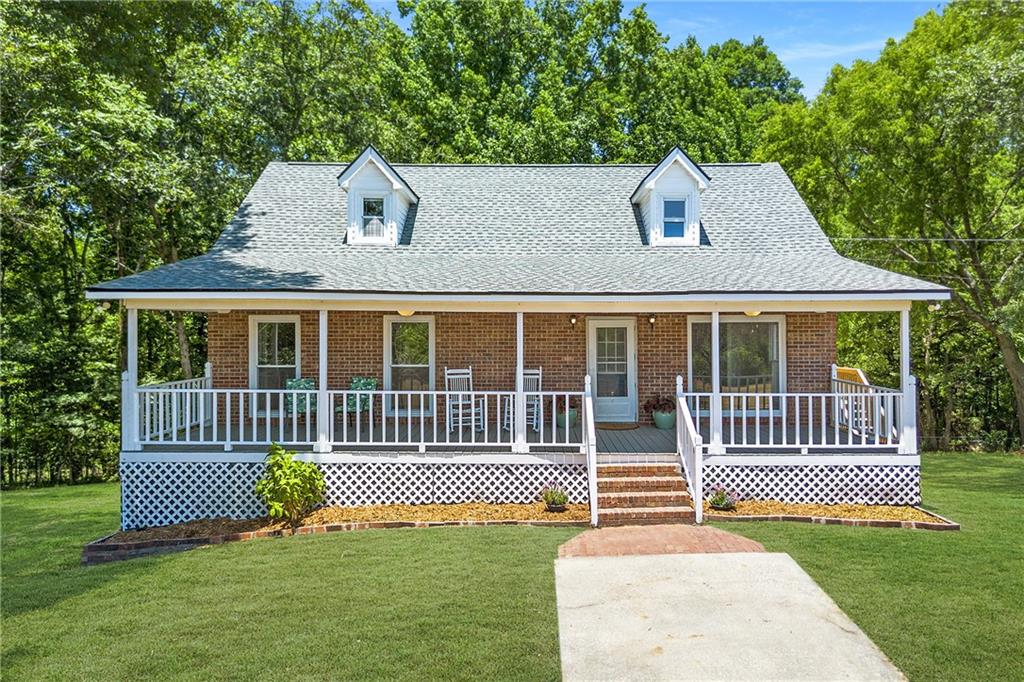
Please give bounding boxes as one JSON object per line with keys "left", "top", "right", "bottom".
{"left": 786, "top": 312, "right": 837, "bottom": 393}
{"left": 206, "top": 310, "right": 836, "bottom": 422}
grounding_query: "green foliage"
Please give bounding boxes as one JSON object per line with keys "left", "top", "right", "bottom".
{"left": 539, "top": 483, "right": 568, "bottom": 506}
{"left": 758, "top": 1, "right": 1024, "bottom": 446}
{"left": 253, "top": 443, "right": 325, "bottom": 527}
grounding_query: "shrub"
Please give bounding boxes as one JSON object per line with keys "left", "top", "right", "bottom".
{"left": 254, "top": 443, "right": 326, "bottom": 528}
{"left": 643, "top": 395, "right": 675, "bottom": 414}
{"left": 707, "top": 485, "right": 738, "bottom": 511}
{"left": 540, "top": 482, "right": 569, "bottom": 507}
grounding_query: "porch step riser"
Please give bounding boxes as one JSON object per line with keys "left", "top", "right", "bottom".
{"left": 597, "top": 477, "right": 687, "bottom": 493}
{"left": 598, "top": 493, "right": 692, "bottom": 509}
{"left": 598, "top": 507, "right": 696, "bottom": 526}
{"left": 597, "top": 465, "right": 681, "bottom": 478}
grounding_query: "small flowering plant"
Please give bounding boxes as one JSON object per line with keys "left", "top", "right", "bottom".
{"left": 707, "top": 485, "right": 739, "bottom": 511}
{"left": 555, "top": 395, "right": 580, "bottom": 412}
{"left": 540, "top": 482, "right": 569, "bottom": 511}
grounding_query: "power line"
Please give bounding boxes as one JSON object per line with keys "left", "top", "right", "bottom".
{"left": 830, "top": 237, "right": 1024, "bottom": 243}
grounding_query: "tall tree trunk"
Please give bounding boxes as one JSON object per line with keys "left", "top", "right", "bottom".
{"left": 993, "top": 328, "right": 1024, "bottom": 445}
{"left": 174, "top": 312, "right": 193, "bottom": 379}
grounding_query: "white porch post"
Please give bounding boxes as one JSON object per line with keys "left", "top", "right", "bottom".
{"left": 514, "top": 311, "right": 528, "bottom": 453}
{"left": 314, "top": 309, "right": 331, "bottom": 453}
{"left": 122, "top": 307, "right": 141, "bottom": 451}
{"left": 899, "top": 308, "right": 918, "bottom": 454}
{"left": 709, "top": 310, "right": 725, "bottom": 454}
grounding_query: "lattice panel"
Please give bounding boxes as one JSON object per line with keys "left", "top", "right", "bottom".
{"left": 702, "top": 464, "right": 920, "bottom": 505}
{"left": 121, "top": 461, "right": 588, "bottom": 529}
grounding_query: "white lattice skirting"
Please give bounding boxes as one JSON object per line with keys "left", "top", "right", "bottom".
{"left": 702, "top": 464, "right": 921, "bottom": 505}
{"left": 120, "top": 460, "right": 588, "bottom": 530}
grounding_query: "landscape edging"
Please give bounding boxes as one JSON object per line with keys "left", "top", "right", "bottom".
{"left": 705, "top": 505, "right": 959, "bottom": 531}
{"left": 82, "top": 518, "right": 590, "bottom": 565}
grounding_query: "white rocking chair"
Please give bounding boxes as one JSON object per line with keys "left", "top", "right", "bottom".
{"left": 445, "top": 366, "right": 485, "bottom": 433}
{"left": 504, "top": 367, "right": 543, "bottom": 433}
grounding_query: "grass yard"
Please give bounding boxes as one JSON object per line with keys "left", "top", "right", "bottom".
{"left": 2, "top": 452, "right": 1022, "bottom": 680}
{"left": 714, "top": 452, "right": 1024, "bottom": 681}
{"left": 1, "top": 484, "right": 578, "bottom": 680}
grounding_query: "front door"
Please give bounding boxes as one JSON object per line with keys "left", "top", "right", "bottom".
{"left": 587, "top": 318, "right": 638, "bottom": 422}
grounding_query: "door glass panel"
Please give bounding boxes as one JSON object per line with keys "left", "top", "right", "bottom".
{"left": 389, "top": 321, "right": 431, "bottom": 412}
{"left": 691, "top": 321, "right": 780, "bottom": 393}
{"left": 596, "top": 327, "right": 628, "bottom": 397}
{"left": 255, "top": 322, "right": 297, "bottom": 389}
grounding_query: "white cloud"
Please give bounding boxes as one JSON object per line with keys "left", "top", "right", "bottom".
{"left": 777, "top": 39, "right": 887, "bottom": 62}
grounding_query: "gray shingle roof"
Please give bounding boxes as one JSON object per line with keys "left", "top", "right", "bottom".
{"left": 89, "top": 161, "right": 947, "bottom": 297}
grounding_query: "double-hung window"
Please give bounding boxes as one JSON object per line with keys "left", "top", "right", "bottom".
{"left": 362, "top": 197, "right": 386, "bottom": 238}
{"left": 688, "top": 315, "right": 786, "bottom": 401}
{"left": 249, "top": 315, "right": 300, "bottom": 389}
{"left": 662, "top": 199, "right": 687, "bottom": 239}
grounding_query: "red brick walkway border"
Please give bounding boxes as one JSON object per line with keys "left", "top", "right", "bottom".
{"left": 83, "top": 518, "right": 589, "bottom": 565}
{"left": 558, "top": 524, "right": 765, "bottom": 558}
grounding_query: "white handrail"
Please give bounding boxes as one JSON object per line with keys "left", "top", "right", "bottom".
{"left": 676, "top": 376, "right": 703, "bottom": 523}
{"left": 134, "top": 386, "right": 586, "bottom": 452}
{"left": 682, "top": 390, "right": 903, "bottom": 451}
{"left": 583, "top": 375, "right": 598, "bottom": 527}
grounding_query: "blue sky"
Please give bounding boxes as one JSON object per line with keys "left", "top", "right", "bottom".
{"left": 367, "top": 1, "right": 944, "bottom": 97}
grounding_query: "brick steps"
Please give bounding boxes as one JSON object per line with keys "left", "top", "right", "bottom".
{"left": 597, "top": 506, "right": 697, "bottom": 526}
{"left": 595, "top": 463, "right": 695, "bottom": 526}
{"left": 597, "top": 476, "right": 687, "bottom": 493}
{"left": 598, "top": 490, "right": 693, "bottom": 509}
{"left": 596, "top": 463, "right": 682, "bottom": 478}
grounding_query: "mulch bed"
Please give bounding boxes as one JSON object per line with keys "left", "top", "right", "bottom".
{"left": 704, "top": 500, "right": 959, "bottom": 530}
{"left": 82, "top": 503, "right": 591, "bottom": 564}
{"left": 109, "top": 502, "right": 590, "bottom": 543}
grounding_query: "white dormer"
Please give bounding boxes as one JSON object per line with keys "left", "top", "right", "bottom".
{"left": 337, "top": 146, "right": 418, "bottom": 246}
{"left": 631, "top": 147, "right": 710, "bottom": 247}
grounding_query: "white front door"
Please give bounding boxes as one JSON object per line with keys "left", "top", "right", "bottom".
{"left": 587, "top": 318, "right": 638, "bottom": 422}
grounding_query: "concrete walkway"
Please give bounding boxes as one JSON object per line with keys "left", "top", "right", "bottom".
{"left": 556, "top": 553, "right": 904, "bottom": 681}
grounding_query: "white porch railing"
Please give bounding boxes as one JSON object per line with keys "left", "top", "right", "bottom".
{"left": 683, "top": 389, "right": 904, "bottom": 451}
{"left": 582, "top": 376, "right": 598, "bottom": 527}
{"left": 675, "top": 377, "right": 703, "bottom": 523}
{"left": 131, "top": 384, "right": 586, "bottom": 452}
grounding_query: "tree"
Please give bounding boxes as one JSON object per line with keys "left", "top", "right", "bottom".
{"left": 757, "top": 1, "right": 1024, "bottom": 443}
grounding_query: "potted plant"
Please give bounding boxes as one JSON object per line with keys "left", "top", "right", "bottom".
{"left": 540, "top": 483, "right": 569, "bottom": 512}
{"left": 707, "top": 485, "right": 739, "bottom": 512}
{"left": 555, "top": 395, "right": 579, "bottom": 429}
{"left": 644, "top": 395, "right": 676, "bottom": 429}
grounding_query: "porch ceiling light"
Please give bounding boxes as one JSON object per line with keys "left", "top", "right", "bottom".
{"left": 570, "top": 315, "right": 577, "bottom": 325}
{"left": 744, "top": 310, "right": 761, "bottom": 317}
{"left": 397, "top": 309, "right": 416, "bottom": 317}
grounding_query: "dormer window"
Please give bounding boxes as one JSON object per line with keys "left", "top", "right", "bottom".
{"left": 631, "top": 147, "right": 710, "bottom": 248}
{"left": 663, "top": 199, "right": 687, "bottom": 238}
{"left": 362, "top": 197, "right": 386, "bottom": 238}
{"left": 338, "top": 145, "right": 420, "bottom": 247}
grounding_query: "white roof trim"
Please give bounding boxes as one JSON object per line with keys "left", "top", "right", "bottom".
{"left": 336, "top": 145, "right": 419, "bottom": 202}
{"left": 631, "top": 147, "right": 711, "bottom": 202}
{"left": 87, "top": 289, "right": 950, "bottom": 303}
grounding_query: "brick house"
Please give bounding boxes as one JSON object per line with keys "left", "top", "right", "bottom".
{"left": 88, "top": 147, "right": 949, "bottom": 529}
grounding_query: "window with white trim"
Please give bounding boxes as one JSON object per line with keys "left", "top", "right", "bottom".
{"left": 362, "top": 197, "right": 386, "bottom": 238}
{"left": 688, "top": 315, "right": 786, "bottom": 394}
{"left": 249, "top": 316, "right": 300, "bottom": 389}
{"left": 662, "top": 199, "right": 687, "bottom": 238}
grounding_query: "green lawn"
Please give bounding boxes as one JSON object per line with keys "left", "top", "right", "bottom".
{"left": 1, "top": 484, "right": 578, "bottom": 680}
{"left": 2, "top": 453, "right": 1022, "bottom": 680}
{"left": 713, "top": 452, "right": 1024, "bottom": 681}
